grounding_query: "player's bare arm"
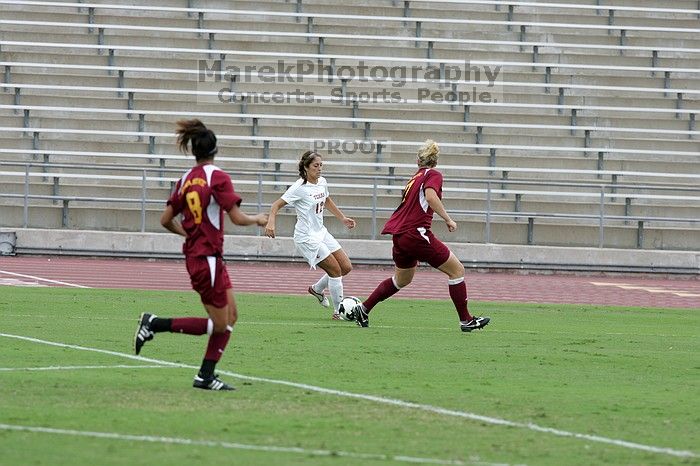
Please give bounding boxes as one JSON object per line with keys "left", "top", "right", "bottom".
{"left": 325, "top": 196, "right": 356, "bottom": 229}
{"left": 160, "top": 205, "right": 187, "bottom": 237}
{"left": 425, "top": 188, "right": 457, "bottom": 232}
{"left": 264, "top": 198, "right": 288, "bottom": 238}
{"left": 228, "top": 205, "right": 268, "bottom": 227}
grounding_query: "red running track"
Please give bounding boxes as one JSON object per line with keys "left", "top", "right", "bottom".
{"left": 0, "top": 256, "right": 698, "bottom": 309}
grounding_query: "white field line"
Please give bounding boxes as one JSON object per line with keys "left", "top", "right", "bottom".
{"left": 0, "top": 270, "right": 90, "bottom": 288}
{"left": 0, "top": 364, "right": 168, "bottom": 372}
{"left": 0, "top": 424, "right": 506, "bottom": 466}
{"left": 0, "top": 277, "right": 47, "bottom": 287}
{"left": 0, "top": 333, "right": 697, "bottom": 460}
{"left": 3, "top": 314, "right": 131, "bottom": 320}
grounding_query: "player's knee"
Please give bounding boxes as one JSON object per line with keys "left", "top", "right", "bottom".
{"left": 212, "top": 320, "right": 228, "bottom": 334}
{"left": 326, "top": 264, "right": 342, "bottom": 278}
{"left": 441, "top": 255, "right": 464, "bottom": 279}
{"left": 452, "top": 261, "right": 465, "bottom": 278}
{"left": 341, "top": 263, "right": 353, "bottom": 276}
{"left": 395, "top": 275, "right": 412, "bottom": 288}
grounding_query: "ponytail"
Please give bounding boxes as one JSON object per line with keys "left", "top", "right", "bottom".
{"left": 175, "top": 119, "right": 218, "bottom": 161}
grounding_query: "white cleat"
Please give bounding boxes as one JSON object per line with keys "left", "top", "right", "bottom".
{"left": 308, "top": 286, "right": 330, "bottom": 308}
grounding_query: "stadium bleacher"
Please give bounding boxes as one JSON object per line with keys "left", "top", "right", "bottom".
{"left": 0, "top": 0, "right": 698, "bottom": 261}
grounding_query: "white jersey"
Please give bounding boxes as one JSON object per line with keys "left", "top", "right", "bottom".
{"left": 281, "top": 177, "right": 329, "bottom": 242}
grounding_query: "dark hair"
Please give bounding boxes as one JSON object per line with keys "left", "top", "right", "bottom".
{"left": 298, "top": 150, "right": 321, "bottom": 184}
{"left": 175, "top": 119, "right": 218, "bottom": 161}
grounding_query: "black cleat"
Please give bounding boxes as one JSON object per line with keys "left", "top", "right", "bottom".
{"left": 193, "top": 374, "right": 235, "bottom": 391}
{"left": 353, "top": 303, "right": 369, "bottom": 328}
{"left": 460, "top": 316, "right": 490, "bottom": 332}
{"left": 134, "top": 312, "right": 155, "bottom": 355}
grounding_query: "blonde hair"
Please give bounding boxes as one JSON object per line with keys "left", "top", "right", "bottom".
{"left": 417, "top": 139, "right": 439, "bottom": 168}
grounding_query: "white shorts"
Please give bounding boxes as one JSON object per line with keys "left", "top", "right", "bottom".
{"left": 295, "top": 231, "right": 342, "bottom": 269}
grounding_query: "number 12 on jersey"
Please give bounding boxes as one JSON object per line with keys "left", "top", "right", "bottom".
{"left": 315, "top": 201, "right": 325, "bottom": 214}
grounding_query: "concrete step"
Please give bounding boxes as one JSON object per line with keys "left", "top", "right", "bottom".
{"left": 9, "top": 107, "right": 697, "bottom": 152}
{"left": 4, "top": 2, "right": 699, "bottom": 45}
{"left": 11, "top": 97, "right": 695, "bottom": 135}
{"left": 4, "top": 25, "right": 698, "bottom": 82}
{"left": 3, "top": 146, "right": 697, "bottom": 187}
{"left": 7, "top": 92, "right": 697, "bottom": 138}
{"left": 2, "top": 147, "right": 697, "bottom": 189}
{"left": 1, "top": 131, "right": 697, "bottom": 175}
{"left": 5, "top": 47, "right": 698, "bottom": 107}
{"left": 10, "top": 74, "right": 697, "bottom": 114}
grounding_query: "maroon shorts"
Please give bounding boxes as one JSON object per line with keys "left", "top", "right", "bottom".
{"left": 185, "top": 255, "right": 232, "bottom": 308}
{"left": 391, "top": 228, "right": 451, "bottom": 269}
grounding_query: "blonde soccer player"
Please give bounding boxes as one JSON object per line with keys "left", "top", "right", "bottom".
{"left": 352, "top": 140, "right": 490, "bottom": 332}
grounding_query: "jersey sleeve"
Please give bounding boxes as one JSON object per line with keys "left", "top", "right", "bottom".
{"left": 281, "top": 180, "right": 302, "bottom": 206}
{"left": 211, "top": 170, "right": 242, "bottom": 212}
{"left": 166, "top": 179, "right": 185, "bottom": 214}
{"left": 423, "top": 169, "right": 443, "bottom": 199}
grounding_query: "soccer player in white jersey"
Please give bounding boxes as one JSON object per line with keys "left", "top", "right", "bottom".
{"left": 265, "top": 151, "right": 356, "bottom": 319}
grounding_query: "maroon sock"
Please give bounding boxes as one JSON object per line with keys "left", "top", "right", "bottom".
{"left": 363, "top": 277, "right": 400, "bottom": 312}
{"left": 204, "top": 328, "right": 232, "bottom": 362}
{"left": 449, "top": 279, "right": 473, "bottom": 321}
{"left": 171, "top": 317, "right": 208, "bottom": 335}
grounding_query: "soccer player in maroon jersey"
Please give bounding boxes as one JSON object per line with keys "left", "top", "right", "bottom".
{"left": 133, "top": 119, "right": 268, "bottom": 391}
{"left": 352, "top": 140, "right": 490, "bottom": 332}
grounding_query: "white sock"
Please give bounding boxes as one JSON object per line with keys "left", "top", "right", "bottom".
{"left": 328, "top": 276, "right": 344, "bottom": 313}
{"left": 312, "top": 274, "right": 329, "bottom": 293}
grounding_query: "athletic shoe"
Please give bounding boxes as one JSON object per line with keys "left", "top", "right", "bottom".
{"left": 193, "top": 374, "right": 235, "bottom": 391}
{"left": 308, "top": 286, "right": 330, "bottom": 308}
{"left": 460, "top": 316, "right": 490, "bottom": 332}
{"left": 134, "top": 312, "right": 155, "bottom": 355}
{"left": 332, "top": 313, "right": 341, "bottom": 320}
{"left": 353, "top": 303, "right": 369, "bottom": 328}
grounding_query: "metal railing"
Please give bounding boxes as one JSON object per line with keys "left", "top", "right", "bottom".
{"left": 2, "top": 162, "right": 698, "bottom": 248}
{"left": 3, "top": 49, "right": 698, "bottom": 99}
{"left": 2, "top": 104, "right": 697, "bottom": 141}
{"left": 2, "top": 19, "right": 699, "bottom": 76}
{"left": 3, "top": 1, "right": 699, "bottom": 33}
{"left": 1, "top": 126, "right": 698, "bottom": 161}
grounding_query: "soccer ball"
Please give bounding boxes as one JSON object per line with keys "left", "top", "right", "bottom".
{"left": 338, "top": 296, "right": 361, "bottom": 321}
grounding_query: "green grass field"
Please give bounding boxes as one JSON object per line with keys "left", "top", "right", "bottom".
{"left": 0, "top": 287, "right": 698, "bottom": 466}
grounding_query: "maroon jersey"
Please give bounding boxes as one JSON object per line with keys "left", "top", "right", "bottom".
{"left": 167, "top": 164, "right": 242, "bottom": 257}
{"left": 382, "top": 167, "right": 443, "bottom": 235}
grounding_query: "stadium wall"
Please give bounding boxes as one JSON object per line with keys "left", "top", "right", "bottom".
{"left": 6, "top": 228, "right": 698, "bottom": 275}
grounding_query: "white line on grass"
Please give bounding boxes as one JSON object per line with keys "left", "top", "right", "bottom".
{"left": 0, "top": 332, "right": 697, "bottom": 460}
{"left": 0, "top": 270, "right": 90, "bottom": 288}
{"left": 2, "top": 314, "right": 130, "bottom": 321}
{"left": 0, "top": 277, "right": 47, "bottom": 287}
{"left": 0, "top": 364, "right": 169, "bottom": 372}
{"left": 0, "top": 423, "right": 505, "bottom": 466}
